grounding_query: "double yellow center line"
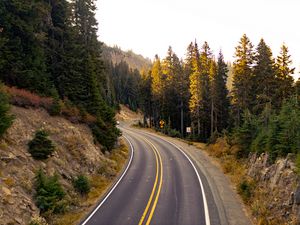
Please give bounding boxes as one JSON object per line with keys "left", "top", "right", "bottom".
{"left": 138, "top": 137, "right": 163, "bottom": 225}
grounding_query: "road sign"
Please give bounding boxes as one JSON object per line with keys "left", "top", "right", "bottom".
{"left": 159, "top": 120, "right": 165, "bottom": 128}
{"left": 186, "top": 127, "right": 191, "bottom": 133}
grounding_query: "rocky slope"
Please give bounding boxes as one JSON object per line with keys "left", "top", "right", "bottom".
{"left": 247, "top": 152, "right": 300, "bottom": 224}
{"left": 0, "top": 106, "right": 124, "bottom": 225}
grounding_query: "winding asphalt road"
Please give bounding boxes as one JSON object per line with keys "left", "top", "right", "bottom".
{"left": 80, "top": 125, "right": 223, "bottom": 225}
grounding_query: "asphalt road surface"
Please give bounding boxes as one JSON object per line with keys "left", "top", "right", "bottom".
{"left": 81, "top": 125, "right": 223, "bottom": 225}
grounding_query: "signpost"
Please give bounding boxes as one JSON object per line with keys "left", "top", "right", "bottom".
{"left": 186, "top": 127, "right": 191, "bottom": 133}
{"left": 159, "top": 120, "right": 165, "bottom": 129}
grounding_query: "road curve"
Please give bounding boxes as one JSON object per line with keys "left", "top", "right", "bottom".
{"left": 80, "top": 125, "right": 221, "bottom": 225}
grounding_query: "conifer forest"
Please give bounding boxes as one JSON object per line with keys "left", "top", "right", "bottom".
{"left": 1, "top": 0, "right": 300, "bottom": 160}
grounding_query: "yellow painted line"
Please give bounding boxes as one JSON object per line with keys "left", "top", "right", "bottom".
{"left": 138, "top": 138, "right": 159, "bottom": 225}
{"left": 145, "top": 140, "right": 163, "bottom": 225}
{"left": 123, "top": 130, "right": 163, "bottom": 225}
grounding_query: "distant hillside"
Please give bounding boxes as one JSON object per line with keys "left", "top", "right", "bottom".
{"left": 102, "top": 44, "right": 152, "bottom": 71}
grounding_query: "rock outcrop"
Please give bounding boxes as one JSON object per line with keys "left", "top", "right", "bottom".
{"left": 247, "top": 152, "right": 299, "bottom": 224}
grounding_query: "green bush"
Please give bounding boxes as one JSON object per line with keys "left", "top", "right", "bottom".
{"left": 73, "top": 174, "right": 90, "bottom": 195}
{"left": 90, "top": 117, "right": 121, "bottom": 152}
{"left": 34, "top": 169, "right": 66, "bottom": 214}
{"left": 166, "top": 128, "right": 181, "bottom": 138}
{"left": 238, "top": 179, "right": 255, "bottom": 203}
{"left": 234, "top": 111, "right": 258, "bottom": 158}
{"left": 28, "top": 130, "right": 55, "bottom": 160}
{"left": 0, "top": 87, "right": 14, "bottom": 137}
{"left": 48, "top": 98, "right": 62, "bottom": 116}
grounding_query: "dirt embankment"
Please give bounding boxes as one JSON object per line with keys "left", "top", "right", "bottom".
{"left": 0, "top": 106, "right": 128, "bottom": 225}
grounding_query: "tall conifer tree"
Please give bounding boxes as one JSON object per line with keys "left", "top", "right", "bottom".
{"left": 253, "top": 39, "right": 277, "bottom": 113}
{"left": 275, "top": 43, "right": 295, "bottom": 105}
{"left": 189, "top": 41, "right": 202, "bottom": 136}
{"left": 211, "top": 51, "right": 230, "bottom": 133}
{"left": 232, "top": 34, "right": 255, "bottom": 125}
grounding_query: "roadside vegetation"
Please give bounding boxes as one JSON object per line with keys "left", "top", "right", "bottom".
{"left": 28, "top": 130, "right": 55, "bottom": 160}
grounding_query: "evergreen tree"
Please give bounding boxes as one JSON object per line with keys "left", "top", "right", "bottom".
{"left": 139, "top": 70, "right": 153, "bottom": 127}
{"left": 176, "top": 57, "right": 190, "bottom": 136}
{"left": 199, "top": 41, "right": 212, "bottom": 140}
{"left": 189, "top": 41, "right": 201, "bottom": 137}
{"left": 161, "top": 47, "right": 178, "bottom": 130}
{"left": 28, "top": 130, "right": 55, "bottom": 160}
{"left": 35, "top": 170, "right": 66, "bottom": 214}
{"left": 211, "top": 51, "right": 230, "bottom": 134}
{"left": 45, "top": 0, "right": 70, "bottom": 98}
{"left": 275, "top": 43, "right": 295, "bottom": 105}
{"left": 232, "top": 34, "right": 255, "bottom": 125}
{"left": 253, "top": 39, "right": 277, "bottom": 113}
{"left": 151, "top": 55, "right": 165, "bottom": 127}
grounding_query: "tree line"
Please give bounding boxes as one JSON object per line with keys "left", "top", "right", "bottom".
{"left": 137, "top": 34, "right": 300, "bottom": 158}
{"left": 0, "top": 0, "right": 119, "bottom": 150}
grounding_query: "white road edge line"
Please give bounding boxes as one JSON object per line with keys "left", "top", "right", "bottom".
{"left": 135, "top": 130, "right": 211, "bottom": 225}
{"left": 165, "top": 139, "right": 211, "bottom": 225}
{"left": 81, "top": 135, "right": 134, "bottom": 225}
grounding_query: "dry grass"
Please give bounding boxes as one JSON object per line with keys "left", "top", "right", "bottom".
{"left": 0, "top": 140, "right": 8, "bottom": 150}
{"left": 192, "top": 142, "right": 206, "bottom": 150}
{"left": 3, "top": 177, "right": 15, "bottom": 187}
{"left": 53, "top": 211, "right": 84, "bottom": 225}
{"left": 205, "top": 139, "right": 247, "bottom": 183}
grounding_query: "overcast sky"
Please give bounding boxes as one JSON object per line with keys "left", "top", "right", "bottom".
{"left": 96, "top": 0, "right": 300, "bottom": 80}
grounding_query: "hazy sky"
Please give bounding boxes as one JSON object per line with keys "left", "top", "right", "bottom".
{"left": 96, "top": 0, "right": 300, "bottom": 80}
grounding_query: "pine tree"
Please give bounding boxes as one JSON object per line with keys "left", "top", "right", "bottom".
{"left": 211, "top": 51, "right": 230, "bottom": 134}
{"left": 199, "top": 41, "right": 212, "bottom": 140}
{"left": 253, "top": 39, "right": 277, "bottom": 114}
{"left": 161, "top": 47, "right": 178, "bottom": 130}
{"left": 189, "top": 41, "right": 202, "bottom": 137}
{"left": 139, "top": 70, "right": 153, "bottom": 127}
{"left": 275, "top": 43, "right": 295, "bottom": 106}
{"left": 45, "top": 0, "right": 70, "bottom": 98}
{"left": 232, "top": 34, "right": 255, "bottom": 125}
{"left": 176, "top": 57, "right": 189, "bottom": 136}
{"left": 151, "top": 55, "right": 165, "bottom": 127}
